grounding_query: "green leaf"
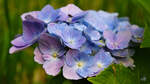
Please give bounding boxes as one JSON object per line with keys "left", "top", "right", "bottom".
{"left": 88, "top": 64, "right": 138, "bottom": 84}
{"left": 141, "top": 24, "right": 150, "bottom": 48}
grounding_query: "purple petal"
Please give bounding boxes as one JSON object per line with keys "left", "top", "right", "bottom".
{"left": 34, "top": 47, "right": 44, "bottom": 64}
{"left": 43, "top": 58, "right": 64, "bottom": 76}
{"left": 65, "top": 49, "right": 78, "bottom": 67}
{"left": 22, "top": 18, "right": 45, "bottom": 44}
{"left": 131, "top": 25, "right": 144, "bottom": 43}
{"left": 116, "top": 30, "right": 132, "bottom": 49}
{"left": 38, "top": 34, "right": 64, "bottom": 56}
{"left": 103, "top": 30, "right": 115, "bottom": 42}
{"left": 11, "top": 36, "right": 27, "bottom": 47}
{"left": 21, "top": 11, "right": 40, "bottom": 21}
{"left": 63, "top": 64, "right": 82, "bottom": 80}
{"left": 9, "top": 45, "right": 30, "bottom": 54}
{"left": 60, "top": 4, "right": 82, "bottom": 17}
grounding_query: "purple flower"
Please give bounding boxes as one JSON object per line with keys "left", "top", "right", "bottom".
{"left": 63, "top": 49, "right": 94, "bottom": 80}
{"left": 89, "top": 49, "right": 114, "bottom": 76}
{"left": 36, "top": 34, "right": 66, "bottom": 76}
{"left": 60, "top": 27, "right": 86, "bottom": 49}
{"left": 130, "top": 25, "right": 144, "bottom": 43}
{"left": 9, "top": 18, "right": 45, "bottom": 54}
{"left": 59, "top": 4, "right": 86, "bottom": 22}
{"left": 103, "top": 29, "right": 132, "bottom": 50}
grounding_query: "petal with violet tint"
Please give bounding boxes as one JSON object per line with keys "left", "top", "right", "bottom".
{"left": 38, "top": 33, "right": 65, "bottom": 55}
{"left": 131, "top": 25, "right": 144, "bottom": 43}
{"left": 21, "top": 11, "right": 40, "bottom": 21}
{"left": 34, "top": 47, "right": 44, "bottom": 64}
{"left": 65, "top": 49, "right": 78, "bottom": 67}
{"left": 22, "top": 19, "right": 45, "bottom": 43}
{"left": 43, "top": 58, "right": 64, "bottom": 76}
{"left": 11, "top": 36, "right": 27, "bottom": 47}
{"left": 63, "top": 64, "right": 82, "bottom": 80}
{"left": 9, "top": 45, "right": 31, "bottom": 54}
{"left": 60, "top": 4, "right": 82, "bottom": 16}
{"left": 116, "top": 30, "right": 132, "bottom": 49}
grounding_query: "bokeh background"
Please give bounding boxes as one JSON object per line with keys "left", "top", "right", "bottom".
{"left": 0, "top": 0, "right": 150, "bottom": 84}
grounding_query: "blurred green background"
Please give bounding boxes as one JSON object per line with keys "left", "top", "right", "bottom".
{"left": 0, "top": 0, "right": 150, "bottom": 84}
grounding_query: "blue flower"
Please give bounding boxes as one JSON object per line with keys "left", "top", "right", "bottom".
{"left": 63, "top": 49, "right": 94, "bottom": 80}
{"left": 60, "top": 26, "right": 86, "bottom": 49}
{"left": 89, "top": 49, "right": 114, "bottom": 76}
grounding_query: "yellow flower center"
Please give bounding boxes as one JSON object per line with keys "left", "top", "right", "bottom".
{"left": 77, "top": 61, "right": 84, "bottom": 68}
{"left": 52, "top": 52, "right": 58, "bottom": 58}
{"left": 97, "top": 62, "right": 103, "bottom": 68}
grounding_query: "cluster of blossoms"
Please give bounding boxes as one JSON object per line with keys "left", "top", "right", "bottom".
{"left": 9, "top": 4, "right": 144, "bottom": 80}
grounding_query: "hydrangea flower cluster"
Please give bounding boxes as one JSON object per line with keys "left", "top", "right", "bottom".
{"left": 9, "top": 4, "right": 144, "bottom": 80}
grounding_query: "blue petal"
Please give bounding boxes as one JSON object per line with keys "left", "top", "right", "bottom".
{"left": 61, "top": 27, "right": 86, "bottom": 49}
{"left": 84, "top": 27, "right": 101, "bottom": 41}
{"left": 38, "top": 5, "right": 59, "bottom": 23}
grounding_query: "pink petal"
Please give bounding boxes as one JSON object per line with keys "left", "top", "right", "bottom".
{"left": 11, "top": 36, "right": 26, "bottom": 47}
{"left": 21, "top": 11, "right": 40, "bottom": 20}
{"left": 60, "top": 4, "right": 82, "bottom": 16}
{"left": 34, "top": 47, "right": 44, "bottom": 64}
{"left": 63, "top": 64, "right": 82, "bottom": 80}
{"left": 43, "top": 58, "right": 64, "bottom": 76}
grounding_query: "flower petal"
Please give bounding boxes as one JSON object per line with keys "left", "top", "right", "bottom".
{"left": 43, "top": 58, "right": 64, "bottom": 76}
{"left": 63, "top": 64, "right": 82, "bottom": 80}
{"left": 34, "top": 47, "right": 44, "bottom": 64}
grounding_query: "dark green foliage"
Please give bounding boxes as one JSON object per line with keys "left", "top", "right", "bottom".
{"left": 88, "top": 64, "right": 137, "bottom": 84}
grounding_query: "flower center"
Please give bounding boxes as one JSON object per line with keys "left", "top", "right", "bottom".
{"left": 97, "top": 62, "right": 103, "bottom": 68}
{"left": 77, "top": 61, "right": 84, "bottom": 68}
{"left": 52, "top": 52, "right": 58, "bottom": 58}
